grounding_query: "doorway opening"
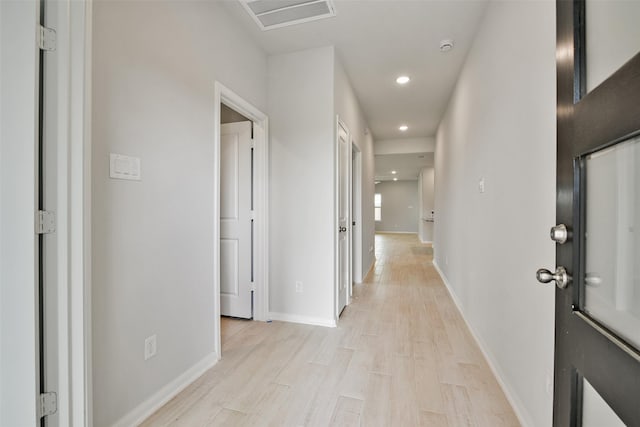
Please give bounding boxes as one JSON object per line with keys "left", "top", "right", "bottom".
{"left": 219, "top": 104, "right": 254, "bottom": 348}
{"left": 214, "top": 83, "right": 269, "bottom": 358}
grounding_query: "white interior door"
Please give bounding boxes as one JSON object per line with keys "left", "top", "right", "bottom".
{"left": 220, "top": 121, "right": 253, "bottom": 319}
{"left": 337, "top": 122, "right": 351, "bottom": 315}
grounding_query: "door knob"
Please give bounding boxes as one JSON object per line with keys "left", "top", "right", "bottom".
{"left": 536, "top": 266, "right": 571, "bottom": 289}
{"left": 550, "top": 224, "right": 569, "bottom": 244}
{"left": 338, "top": 226, "right": 347, "bottom": 233}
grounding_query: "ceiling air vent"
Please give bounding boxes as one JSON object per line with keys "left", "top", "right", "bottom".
{"left": 239, "top": 0, "right": 336, "bottom": 31}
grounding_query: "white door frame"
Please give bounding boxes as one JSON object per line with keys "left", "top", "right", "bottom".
{"left": 351, "top": 143, "right": 363, "bottom": 285}
{"left": 213, "top": 82, "right": 269, "bottom": 358}
{"left": 0, "top": 1, "right": 92, "bottom": 425}
{"left": 334, "top": 117, "right": 352, "bottom": 322}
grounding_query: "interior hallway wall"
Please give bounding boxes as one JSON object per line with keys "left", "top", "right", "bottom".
{"left": 91, "top": 1, "right": 267, "bottom": 425}
{"left": 375, "top": 180, "right": 419, "bottom": 233}
{"left": 375, "top": 137, "right": 435, "bottom": 155}
{"left": 433, "top": 2, "right": 556, "bottom": 426}
{"left": 268, "top": 46, "right": 336, "bottom": 324}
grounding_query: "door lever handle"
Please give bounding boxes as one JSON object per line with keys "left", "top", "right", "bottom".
{"left": 536, "top": 266, "right": 571, "bottom": 289}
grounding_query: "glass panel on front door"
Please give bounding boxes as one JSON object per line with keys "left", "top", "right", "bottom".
{"left": 585, "top": 0, "right": 640, "bottom": 92}
{"left": 584, "top": 135, "right": 640, "bottom": 350}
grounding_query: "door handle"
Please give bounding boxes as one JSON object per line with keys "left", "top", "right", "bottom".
{"left": 536, "top": 266, "right": 571, "bottom": 289}
{"left": 338, "top": 226, "right": 347, "bottom": 233}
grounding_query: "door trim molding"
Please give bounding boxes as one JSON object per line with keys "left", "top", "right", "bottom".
{"left": 351, "top": 143, "right": 363, "bottom": 284}
{"left": 213, "top": 82, "right": 269, "bottom": 357}
{"left": 334, "top": 117, "right": 351, "bottom": 322}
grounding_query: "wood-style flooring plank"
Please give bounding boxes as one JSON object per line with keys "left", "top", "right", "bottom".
{"left": 361, "top": 372, "right": 392, "bottom": 426}
{"left": 328, "top": 396, "right": 363, "bottom": 427}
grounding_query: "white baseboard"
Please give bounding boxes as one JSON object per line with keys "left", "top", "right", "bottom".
{"left": 111, "top": 353, "right": 218, "bottom": 427}
{"left": 360, "top": 258, "right": 375, "bottom": 282}
{"left": 375, "top": 231, "right": 417, "bottom": 235}
{"left": 268, "top": 312, "right": 336, "bottom": 328}
{"left": 432, "top": 261, "right": 532, "bottom": 427}
{"left": 419, "top": 239, "right": 433, "bottom": 244}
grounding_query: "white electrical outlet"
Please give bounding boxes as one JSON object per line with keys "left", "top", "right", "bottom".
{"left": 479, "top": 177, "right": 485, "bottom": 193}
{"left": 144, "top": 334, "right": 157, "bottom": 360}
{"left": 295, "top": 281, "right": 303, "bottom": 293}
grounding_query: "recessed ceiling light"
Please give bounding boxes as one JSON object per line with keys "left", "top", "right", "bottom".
{"left": 396, "top": 76, "right": 410, "bottom": 85}
{"left": 393, "top": 178, "right": 398, "bottom": 181}
{"left": 399, "top": 125, "right": 408, "bottom": 132}
{"left": 391, "top": 170, "right": 397, "bottom": 174}
{"left": 440, "top": 39, "right": 454, "bottom": 52}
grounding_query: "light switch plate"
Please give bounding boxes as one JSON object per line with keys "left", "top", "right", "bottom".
{"left": 478, "top": 177, "right": 485, "bottom": 193}
{"left": 144, "top": 334, "right": 157, "bottom": 360}
{"left": 110, "top": 153, "right": 141, "bottom": 181}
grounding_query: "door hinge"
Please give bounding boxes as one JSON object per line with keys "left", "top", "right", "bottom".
{"left": 250, "top": 210, "right": 256, "bottom": 221}
{"left": 39, "top": 392, "right": 58, "bottom": 418}
{"left": 250, "top": 281, "right": 256, "bottom": 292}
{"left": 36, "top": 210, "right": 56, "bottom": 234}
{"left": 38, "top": 25, "right": 57, "bottom": 51}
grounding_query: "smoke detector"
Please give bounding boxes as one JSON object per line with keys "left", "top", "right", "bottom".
{"left": 440, "top": 39, "right": 454, "bottom": 52}
{"left": 239, "top": 0, "right": 337, "bottom": 31}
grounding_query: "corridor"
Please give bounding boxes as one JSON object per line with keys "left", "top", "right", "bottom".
{"left": 142, "top": 233, "right": 519, "bottom": 426}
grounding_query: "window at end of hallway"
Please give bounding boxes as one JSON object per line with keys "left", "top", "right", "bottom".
{"left": 374, "top": 193, "right": 381, "bottom": 221}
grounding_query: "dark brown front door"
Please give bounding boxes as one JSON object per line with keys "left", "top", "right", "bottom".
{"left": 552, "top": 0, "right": 640, "bottom": 425}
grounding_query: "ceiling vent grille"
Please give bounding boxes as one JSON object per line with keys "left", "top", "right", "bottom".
{"left": 239, "top": 0, "right": 336, "bottom": 31}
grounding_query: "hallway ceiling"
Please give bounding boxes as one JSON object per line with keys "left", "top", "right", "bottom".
{"left": 221, "top": 0, "right": 488, "bottom": 140}
{"left": 375, "top": 152, "right": 434, "bottom": 182}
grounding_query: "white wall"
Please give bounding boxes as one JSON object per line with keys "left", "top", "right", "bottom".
{"left": 433, "top": 2, "right": 556, "bottom": 427}
{"left": 91, "top": 1, "right": 267, "bottom": 425}
{"left": 334, "top": 57, "right": 376, "bottom": 282}
{"left": 375, "top": 137, "right": 435, "bottom": 155}
{"left": 268, "top": 46, "right": 336, "bottom": 324}
{"left": 419, "top": 167, "right": 435, "bottom": 243}
{"left": 0, "top": 1, "right": 39, "bottom": 424}
{"left": 375, "top": 181, "right": 419, "bottom": 233}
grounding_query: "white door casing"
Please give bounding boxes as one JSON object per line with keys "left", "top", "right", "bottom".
{"left": 220, "top": 121, "right": 253, "bottom": 319}
{"left": 213, "top": 82, "right": 269, "bottom": 359}
{"left": 351, "top": 144, "right": 362, "bottom": 285}
{"left": 337, "top": 119, "right": 351, "bottom": 316}
{"left": 42, "top": 0, "right": 60, "bottom": 425}
{"left": 1, "top": 1, "right": 90, "bottom": 424}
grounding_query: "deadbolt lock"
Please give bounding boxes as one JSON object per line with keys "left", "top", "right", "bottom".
{"left": 550, "top": 224, "right": 569, "bottom": 244}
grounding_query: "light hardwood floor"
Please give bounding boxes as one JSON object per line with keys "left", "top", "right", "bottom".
{"left": 141, "top": 233, "right": 520, "bottom": 426}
